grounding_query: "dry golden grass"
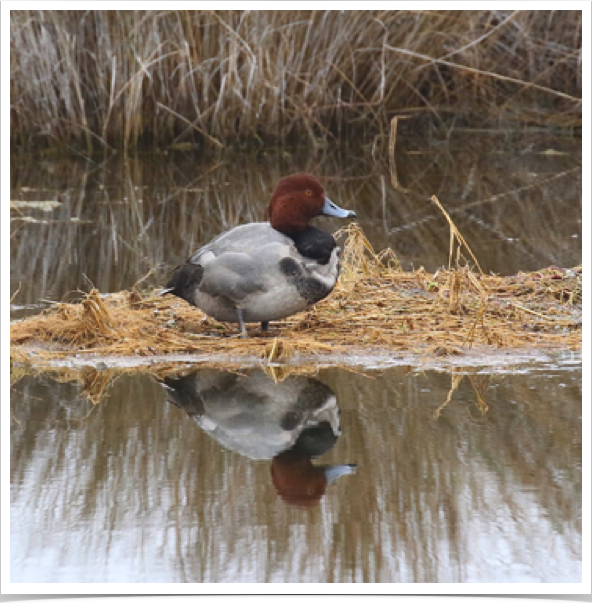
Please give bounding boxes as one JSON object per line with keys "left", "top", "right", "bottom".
{"left": 10, "top": 223, "right": 582, "bottom": 370}
{"left": 10, "top": 10, "right": 582, "bottom": 150}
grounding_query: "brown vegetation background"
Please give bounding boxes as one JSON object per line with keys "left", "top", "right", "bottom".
{"left": 10, "top": 10, "right": 582, "bottom": 151}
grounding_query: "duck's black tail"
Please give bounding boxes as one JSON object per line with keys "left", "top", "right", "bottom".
{"left": 160, "top": 262, "right": 203, "bottom": 305}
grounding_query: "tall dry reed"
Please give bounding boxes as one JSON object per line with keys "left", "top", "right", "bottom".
{"left": 10, "top": 10, "right": 582, "bottom": 150}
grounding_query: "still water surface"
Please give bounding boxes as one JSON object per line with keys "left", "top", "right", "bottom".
{"left": 10, "top": 360, "right": 582, "bottom": 583}
{"left": 10, "top": 132, "right": 582, "bottom": 583}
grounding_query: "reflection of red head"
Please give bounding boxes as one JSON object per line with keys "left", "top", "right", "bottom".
{"left": 270, "top": 451, "right": 357, "bottom": 508}
{"left": 270, "top": 451, "right": 328, "bottom": 507}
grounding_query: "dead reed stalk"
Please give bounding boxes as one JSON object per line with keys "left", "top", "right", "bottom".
{"left": 10, "top": 10, "right": 582, "bottom": 150}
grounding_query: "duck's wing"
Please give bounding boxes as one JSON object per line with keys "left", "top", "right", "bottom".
{"left": 199, "top": 251, "right": 266, "bottom": 300}
{"left": 188, "top": 223, "right": 295, "bottom": 304}
{"left": 199, "top": 241, "right": 293, "bottom": 304}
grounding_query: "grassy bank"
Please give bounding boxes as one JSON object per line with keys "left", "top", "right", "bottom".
{"left": 10, "top": 224, "right": 582, "bottom": 373}
{"left": 10, "top": 10, "right": 582, "bottom": 151}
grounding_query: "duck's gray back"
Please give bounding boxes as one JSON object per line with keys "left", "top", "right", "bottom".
{"left": 189, "top": 222, "right": 288, "bottom": 264}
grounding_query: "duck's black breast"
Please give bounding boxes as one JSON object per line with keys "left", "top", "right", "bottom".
{"left": 289, "top": 226, "right": 336, "bottom": 264}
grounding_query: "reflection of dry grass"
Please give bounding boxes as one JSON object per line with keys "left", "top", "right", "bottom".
{"left": 10, "top": 363, "right": 120, "bottom": 405}
{"left": 9, "top": 362, "right": 581, "bottom": 581}
{"left": 322, "top": 367, "right": 581, "bottom": 582}
{"left": 10, "top": 224, "right": 581, "bottom": 368}
{"left": 433, "top": 372, "right": 490, "bottom": 419}
{"left": 10, "top": 358, "right": 582, "bottom": 583}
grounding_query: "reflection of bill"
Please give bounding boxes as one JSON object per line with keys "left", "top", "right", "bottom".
{"left": 160, "top": 369, "right": 356, "bottom": 506}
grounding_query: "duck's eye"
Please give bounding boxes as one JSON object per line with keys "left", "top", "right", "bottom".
{"left": 305, "top": 189, "right": 313, "bottom": 197}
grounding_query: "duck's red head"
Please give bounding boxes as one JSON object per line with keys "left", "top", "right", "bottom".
{"left": 268, "top": 173, "right": 356, "bottom": 235}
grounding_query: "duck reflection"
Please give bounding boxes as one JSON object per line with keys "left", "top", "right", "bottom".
{"left": 160, "top": 369, "right": 356, "bottom": 507}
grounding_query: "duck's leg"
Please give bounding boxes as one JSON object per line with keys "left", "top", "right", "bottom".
{"left": 261, "top": 321, "right": 270, "bottom": 332}
{"left": 236, "top": 308, "right": 247, "bottom": 337}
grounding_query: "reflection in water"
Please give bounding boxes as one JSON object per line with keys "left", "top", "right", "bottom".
{"left": 161, "top": 370, "right": 356, "bottom": 507}
{"left": 10, "top": 363, "right": 581, "bottom": 583}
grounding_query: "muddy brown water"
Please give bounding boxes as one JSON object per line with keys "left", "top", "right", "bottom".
{"left": 9, "top": 132, "right": 582, "bottom": 583}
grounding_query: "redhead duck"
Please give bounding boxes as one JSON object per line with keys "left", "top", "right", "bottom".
{"left": 163, "top": 173, "right": 356, "bottom": 335}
